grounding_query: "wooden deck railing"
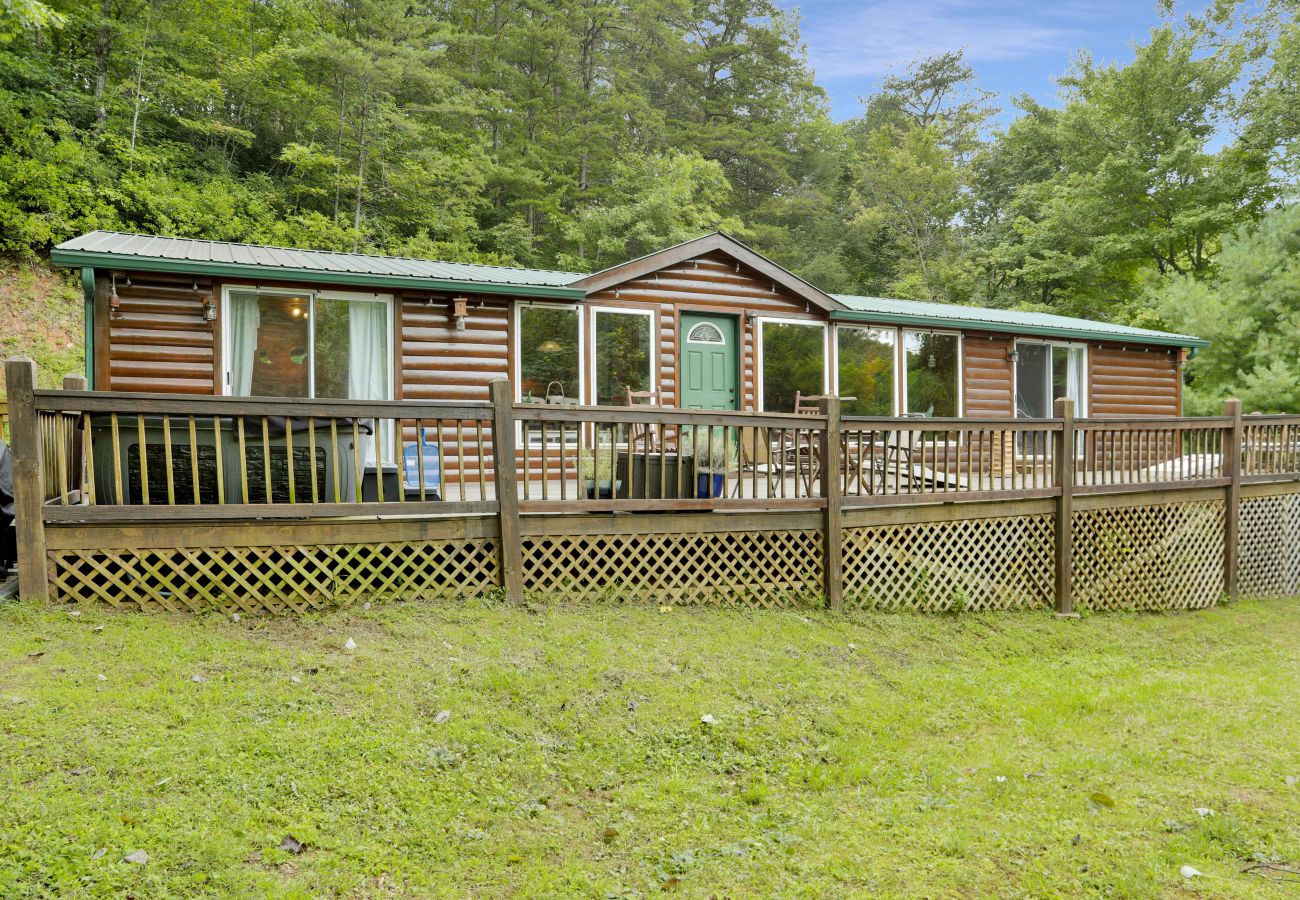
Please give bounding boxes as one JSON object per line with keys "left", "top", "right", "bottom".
{"left": 6, "top": 356, "right": 1300, "bottom": 608}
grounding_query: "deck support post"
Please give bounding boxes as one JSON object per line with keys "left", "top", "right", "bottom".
{"left": 819, "top": 396, "right": 843, "bottom": 611}
{"left": 1053, "top": 397, "right": 1075, "bottom": 616}
{"left": 1222, "top": 398, "right": 1242, "bottom": 602}
{"left": 5, "top": 357, "right": 48, "bottom": 601}
{"left": 490, "top": 379, "right": 524, "bottom": 603}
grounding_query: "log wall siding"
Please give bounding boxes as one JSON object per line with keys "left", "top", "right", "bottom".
{"left": 399, "top": 296, "right": 510, "bottom": 481}
{"left": 1088, "top": 344, "right": 1182, "bottom": 417}
{"left": 103, "top": 271, "right": 217, "bottom": 394}
{"left": 584, "top": 250, "right": 815, "bottom": 410}
{"left": 963, "top": 334, "right": 1015, "bottom": 417}
{"left": 399, "top": 296, "right": 509, "bottom": 403}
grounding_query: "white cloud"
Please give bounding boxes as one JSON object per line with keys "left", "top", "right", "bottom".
{"left": 791, "top": 0, "right": 1100, "bottom": 81}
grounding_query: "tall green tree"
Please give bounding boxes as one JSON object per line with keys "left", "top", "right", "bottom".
{"left": 1155, "top": 203, "right": 1300, "bottom": 413}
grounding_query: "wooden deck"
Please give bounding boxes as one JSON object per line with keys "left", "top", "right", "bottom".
{"left": 5, "top": 359, "right": 1300, "bottom": 614}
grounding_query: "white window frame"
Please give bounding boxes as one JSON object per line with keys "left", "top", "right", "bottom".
{"left": 220, "top": 286, "right": 395, "bottom": 402}
{"left": 1013, "top": 338, "right": 1088, "bottom": 419}
{"left": 901, "top": 329, "right": 963, "bottom": 418}
{"left": 588, "top": 305, "right": 657, "bottom": 406}
{"left": 754, "top": 316, "right": 830, "bottom": 412}
{"left": 831, "top": 324, "right": 900, "bottom": 416}
{"left": 514, "top": 301, "right": 586, "bottom": 449}
{"left": 513, "top": 301, "right": 586, "bottom": 405}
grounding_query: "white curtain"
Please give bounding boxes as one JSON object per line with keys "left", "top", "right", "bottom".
{"left": 1067, "top": 347, "right": 1086, "bottom": 416}
{"left": 226, "top": 292, "right": 261, "bottom": 396}
{"left": 348, "top": 299, "right": 390, "bottom": 464}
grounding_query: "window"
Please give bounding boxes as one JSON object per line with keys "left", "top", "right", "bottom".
{"left": 836, "top": 326, "right": 896, "bottom": 416}
{"left": 517, "top": 305, "right": 581, "bottom": 403}
{"left": 1016, "top": 341, "right": 1086, "bottom": 418}
{"left": 904, "top": 331, "right": 959, "bottom": 417}
{"left": 224, "top": 289, "right": 391, "bottom": 402}
{"left": 224, "top": 288, "right": 393, "bottom": 464}
{"left": 759, "top": 320, "right": 826, "bottom": 412}
{"left": 594, "top": 309, "right": 654, "bottom": 405}
{"left": 687, "top": 322, "right": 725, "bottom": 344}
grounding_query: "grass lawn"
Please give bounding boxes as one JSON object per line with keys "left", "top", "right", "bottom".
{"left": 2, "top": 597, "right": 1299, "bottom": 898}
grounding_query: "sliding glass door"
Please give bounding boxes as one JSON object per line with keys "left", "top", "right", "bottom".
{"left": 1015, "top": 341, "right": 1087, "bottom": 418}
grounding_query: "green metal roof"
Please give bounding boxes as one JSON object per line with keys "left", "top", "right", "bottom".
{"left": 52, "top": 231, "right": 586, "bottom": 299}
{"left": 830, "top": 294, "right": 1207, "bottom": 349}
{"left": 50, "top": 231, "right": 1207, "bottom": 348}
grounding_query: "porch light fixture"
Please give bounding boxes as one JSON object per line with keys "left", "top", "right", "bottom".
{"left": 1007, "top": 348, "right": 1019, "bottom": 363}
{"left": 109, "top": 272, "right": 122, "bottom": 318}
{"left": 202, "top": 294, "right": 217, "bottom": 322}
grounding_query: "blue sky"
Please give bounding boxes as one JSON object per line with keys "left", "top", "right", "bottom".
{"left": 784, "top": 0, "right": 1187, "bottom": 124}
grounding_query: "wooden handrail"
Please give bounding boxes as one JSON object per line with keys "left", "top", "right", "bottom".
{"left": 35, "top": 389, "right": 493, "bottom": 421}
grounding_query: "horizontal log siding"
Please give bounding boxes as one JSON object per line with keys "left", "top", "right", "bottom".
{"left": 1089, "top": 344, "right": 1182, "bottom": 417}
{"left": 963, "top": 334, "right": 1014, "bottom": 417}
{"left": 104, "top": 271, "right": 217, "bottom": 394}
{"left": 584, "top": 250, "right": 814, "bottom": 411}
{"left": 399, "top": 296, "right": 510, "bottom": 482}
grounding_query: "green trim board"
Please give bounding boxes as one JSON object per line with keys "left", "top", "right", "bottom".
{"left": 79, "top": 267, "right": 95, "bottom": 389}
{"left": 830, "top": 294, "right": 1207, "bottom": 349}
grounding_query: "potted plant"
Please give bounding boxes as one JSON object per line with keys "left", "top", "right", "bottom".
{"left": 682, "top": 426, "right": 739, "bottom": 499}
{"left": 578, "top": 440, "right": 623, "bottom": 500}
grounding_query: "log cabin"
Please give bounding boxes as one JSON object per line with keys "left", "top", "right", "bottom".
{"left": 51, "top": 230, "right": 1206, "bottom": 424}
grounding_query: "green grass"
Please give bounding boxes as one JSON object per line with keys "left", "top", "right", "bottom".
{"left": 2, "top": 597, "right": 1299, "bottom": 898}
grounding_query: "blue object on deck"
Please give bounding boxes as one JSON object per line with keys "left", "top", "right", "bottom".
{"left": 402, "top": 431, "right": 442, "bottom": 499}
{"left": 696, "top": 472, "right": 724, "bottom": 499}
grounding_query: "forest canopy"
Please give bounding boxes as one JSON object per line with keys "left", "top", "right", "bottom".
{"left": 0, "top": 0, "right": 1298, "bottom": 409}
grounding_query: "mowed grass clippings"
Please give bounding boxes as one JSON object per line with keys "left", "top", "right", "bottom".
{"left": 1, "top": 596, "right": 1298, "bottom": 897}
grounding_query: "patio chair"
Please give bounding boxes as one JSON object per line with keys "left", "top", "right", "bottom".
{"left": 625, "top": 388, "right": 674, "bottom": 453}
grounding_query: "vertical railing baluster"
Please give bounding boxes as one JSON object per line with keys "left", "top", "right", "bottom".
{"left": 83, "top": 413, "right": 95, "bottom": 505}
{"left": 262, "top": 417, "right": 273, "bottom": 503}
{"left": 137, "top": 413, "right": 150, "bottom": 506}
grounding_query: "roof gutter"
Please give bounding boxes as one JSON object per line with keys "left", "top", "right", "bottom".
{"left": 828, "top": 309, "right": 1209, "bottom": 350}
{"left": 79, "top": 267, "right": 95, "bottom": 389}
{"left": 51, "top": 248, "right": 586, "bottom": 301}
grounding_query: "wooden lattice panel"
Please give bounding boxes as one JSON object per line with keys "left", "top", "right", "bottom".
{"left": 522, "top": 530, "right": 823, "bottom": 606}
{"left": 1072, "top": 500, "right": 1223, "bottom": 611}
{"left": 47, "top": 539, "right": 500, "bottom": 614}
{"left": 841, "top": 514, "right": 1055, "bottom": 611}
{"left": 1240, "top": 491, "right": 1300, "bottom": 597}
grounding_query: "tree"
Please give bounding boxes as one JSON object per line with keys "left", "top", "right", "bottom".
{"left": 1155, "top": 202, "right": 1300, "bottom": 414}
{"left": 978, "top": 27, "right": 1274, "bottom": 320}
{"left": 558, "top": 150, "right": 744, "bottom": 271}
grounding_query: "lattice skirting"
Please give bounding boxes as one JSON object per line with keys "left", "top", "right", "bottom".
{"left": 841, "top": 514, "right": 1055, "bottom": 612}
{"left": 522, "top": 530, "right": 824, "bottom": 607}
{"left": 1072, "top": 500, "right": 1224, "bottom": 611}
{"left": 1240, "top": 491, "right": 1300, "bottom": 597}
{"left": 47, "top": 539, "right": 500, "bottom": 614}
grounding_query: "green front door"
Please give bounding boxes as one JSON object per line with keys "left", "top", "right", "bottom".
{"left": 679, "top": 313, "right": 738, "bottom": 410}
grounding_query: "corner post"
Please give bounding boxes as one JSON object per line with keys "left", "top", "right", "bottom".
{"left": 1222, "top": 398, "right": 1243, "bottom": 602}
{"left": 5, "top": 357, "right": 48, "bottom": 601}
{"left": 819, "top": 396, "right": 843, "bottom": 612}
{"left": 489, "top": 379, "right": 524, "bottom": 603}
{"left": 1053, "top": 397, "right": 1075, "bottom": 616}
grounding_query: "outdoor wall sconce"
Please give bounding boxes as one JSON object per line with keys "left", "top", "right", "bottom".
{"left": 109, "top": 272, "right": 122, "bottom": 318}
{"left": 1007, "top": 348, "right": 1019, "bottom": 363}
{"left": 451, "top": 296, "right": 469, "bottom": 331}
{"left": 202, "top": 295, "right": 217, "bottom": 322}
{"left": 745, "top": 310, "right": 757, "bottom": 326}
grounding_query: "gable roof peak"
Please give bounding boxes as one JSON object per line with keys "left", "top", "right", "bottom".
{"left": 572, "top": 231, "right": 841, "bottom": 313}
